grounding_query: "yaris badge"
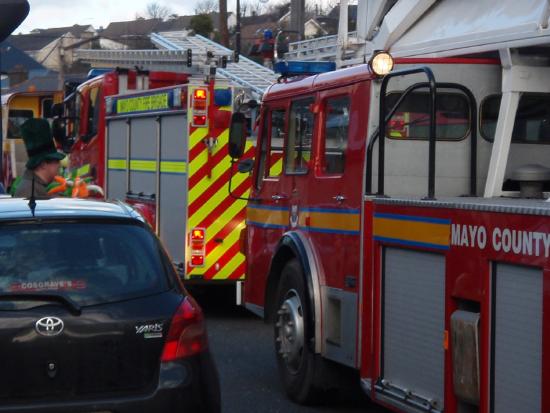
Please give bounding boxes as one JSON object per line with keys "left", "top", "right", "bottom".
{"left": 35, "top": 317, "right": 64, "bottom": 336}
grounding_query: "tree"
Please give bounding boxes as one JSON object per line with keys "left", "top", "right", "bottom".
{"left": 145, "top": 2, "right": 172, "bottom": 20}
{"left": 248, "top": 0, "right": 267, "bottom": 17}
{"left": 190, "top": 14, "right": 214, "bottom": 37}
{"left": 194, "top": 0, "right": 217, "bottom": 14}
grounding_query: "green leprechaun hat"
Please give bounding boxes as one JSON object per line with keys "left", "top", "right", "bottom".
{"left": 20, "top": 118, "right": 65, "bottom": 169}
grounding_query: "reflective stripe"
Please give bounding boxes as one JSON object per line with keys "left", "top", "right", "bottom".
{"left": 213, "top": 253, "right": 245, "bottom": 280}
{"left": 130, "top": 159, "right": 156, "bottom": 172}
{"left": 107, "top": 159, "right": 186, "bottom": 174}
{"left": 160, "top": 161, "right": 187, "bottom": 174}
{"left": 186, "top": 122, "right": 249, "bottom": 280}
{"left": 108, "top": 159, "right": 126, "bottom": 170}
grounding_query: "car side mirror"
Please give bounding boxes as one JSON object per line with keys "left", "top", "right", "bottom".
{"left": 51, "top": 103, "right": 64, "bottom": 118}
{"left": 52, "top": 118, "right": 67, "bottom": 144}
{"left": 228, "top": 112, "right": 247, "bottom": 159}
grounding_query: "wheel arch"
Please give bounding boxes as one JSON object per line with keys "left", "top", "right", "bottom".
{"left": 265, "top": 231, "right": 323, "bottom": 354}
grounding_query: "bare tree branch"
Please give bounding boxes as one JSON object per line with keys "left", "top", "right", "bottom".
{"left": 194, "top": 0, "right": 218, "bottom": 14}
{"left": 145, "top": 2, "right": 172, "bottom": 20}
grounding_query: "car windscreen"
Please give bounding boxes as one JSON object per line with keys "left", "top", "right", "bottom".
{"left": 0, "top": 221, "right": 171, "bottom": 308}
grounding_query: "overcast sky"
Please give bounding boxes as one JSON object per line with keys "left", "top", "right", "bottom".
{"left": 15, "top": 0, "right": 252, "bottom": 34}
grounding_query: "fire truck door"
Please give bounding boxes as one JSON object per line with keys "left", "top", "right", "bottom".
{"left": 106, "top": 113, "right": 188, "bottom": 265}
{"left": 245, "top": 104, "right": 288, "bottom": 306}
{"left": 303, "top": 88, "right": 362, "bottom": 367}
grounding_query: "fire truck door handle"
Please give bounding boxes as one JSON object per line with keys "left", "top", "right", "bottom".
{"left": 333, "top": 195, "right": 346, "bottom": 203}
{"left": 271, "top": 194, "right": 288, "bottom": 201}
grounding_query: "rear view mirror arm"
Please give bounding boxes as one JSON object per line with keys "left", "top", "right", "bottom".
{"left": 228, "top": 158, "right": 260, "bottom": 202}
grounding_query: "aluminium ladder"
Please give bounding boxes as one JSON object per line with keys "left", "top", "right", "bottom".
{"left": 76, "top": 32, "right": 278, "bottom": 99}
{"left": 151, "top": 31, "right": 277, "bottom": 99}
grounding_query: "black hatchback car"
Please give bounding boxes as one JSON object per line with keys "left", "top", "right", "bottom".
{"left": 0, "top": 198, "right": 220, "bottom": 413}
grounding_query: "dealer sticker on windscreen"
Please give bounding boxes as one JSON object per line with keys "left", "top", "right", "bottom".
{"left": 9, "top": 280, "right": 87, "bottom": 292}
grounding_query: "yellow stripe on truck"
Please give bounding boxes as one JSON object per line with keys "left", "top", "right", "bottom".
{"left": 107, "top": 159, "right": 186, "bottom": 174}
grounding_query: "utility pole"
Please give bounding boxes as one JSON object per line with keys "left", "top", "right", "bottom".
{"left": 235, "top": 0, "right": 241, "bottom": 59}
{"left": 57, "top": 37, "right": 65, "bottom": 91}
{"left": 290, "top": 0, "right": 305, "bottom": 40}
{"left": 219, "top": 0, "right": 229, "bottom": 47}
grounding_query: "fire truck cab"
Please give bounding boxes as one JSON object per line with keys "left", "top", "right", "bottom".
{"left": 229, "top": 1, "right": 550, "bottom": 412}
{"left": 56, "top": 69, "right": 189, "bottom": 187}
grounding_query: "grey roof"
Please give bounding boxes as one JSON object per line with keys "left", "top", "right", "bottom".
{"left": 4, "top": 73, "right": 59, "bottom": 94}
{"left": 100, "top": 17, "right": 192, "bottom": 48}
{"left": 0, "top": 40, "right": 45, "bottom": 73}
{"left": 0, "top": 198, "right": 142, "bottom": 221}
{"left": 101, "top": 18, "right": 164, "bottom": 39}
{"left": 8, "top": 24, "right": 94, "bottom": 51}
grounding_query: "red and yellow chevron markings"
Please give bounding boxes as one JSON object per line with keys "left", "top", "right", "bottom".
{"left": 186, "top": 107, "right": 254, "bottom": 281}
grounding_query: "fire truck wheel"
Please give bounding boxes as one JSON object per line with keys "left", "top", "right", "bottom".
{"left": 274, "top": 258, "right": 319, "bottom": 404}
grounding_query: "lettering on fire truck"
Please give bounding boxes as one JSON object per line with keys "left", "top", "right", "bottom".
{"left": 451, "top": 223, "right": 550, "bottom": 257}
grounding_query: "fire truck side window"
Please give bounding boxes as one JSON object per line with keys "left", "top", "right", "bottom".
{"left": 87, "top": 87, "right": 101, "bottom": 137}
{"left": 385, "top": 91, "right": 469, "bottom": 140}
{"left": 285, "top": 98, "right": 314, "bottom": 174}
{"left": 256, "top": 108, "right": 286, "bottom": 188}
{"left": 481, "top": 93, "right": 550, "bottom": 144}
{"left": 268, "top": 109, "right": 286, "bottom": 177}
{"left": 255, "top": 110, "right": 269, "bottom": 188}
{"left": 322, "top": 96, "right": 350, "bottom": 174}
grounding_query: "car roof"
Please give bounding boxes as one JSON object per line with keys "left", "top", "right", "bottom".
{"left": 0, "top": 197, "right": 144, "bottom": 221}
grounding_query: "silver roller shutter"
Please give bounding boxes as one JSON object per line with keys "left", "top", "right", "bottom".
{"left": 493, "top": 263, "right": 542, "bottom": 413}
{"left": 383, "top": 247, "right": 446, "bottom": 409}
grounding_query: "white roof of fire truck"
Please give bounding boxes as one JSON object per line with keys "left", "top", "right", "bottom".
{"left": 285, "top": 0, "right": 550, "bottom": 66}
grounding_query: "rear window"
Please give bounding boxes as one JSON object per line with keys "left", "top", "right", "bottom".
{"left": 0, "top": 222, "right": 171, "bottom": 307}
{"left": 480, "top": 93, "right": 550, "bottom": 144}
{"left": 385, "top": 91, "right": 470, "bottom": 140}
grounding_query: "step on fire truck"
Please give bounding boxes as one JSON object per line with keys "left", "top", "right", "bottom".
{"left": 228, "top": 0, "right": 550, "bottom": 412}
{"left": 53, "top": 54, "right": 255, "bottom": 283}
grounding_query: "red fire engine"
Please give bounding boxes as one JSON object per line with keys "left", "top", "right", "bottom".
{"left": 228, "top": 1, "right": 550, "bottom": 412}
{"left": 54, "top": 69, "right": 188, "bottom": 188}
{"left": 54, "top": 66, "right": 253, "bottom": 283}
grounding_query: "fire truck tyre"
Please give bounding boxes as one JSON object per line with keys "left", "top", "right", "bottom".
{"left": 274, "top": 259, "right": 320, "bottom": 404}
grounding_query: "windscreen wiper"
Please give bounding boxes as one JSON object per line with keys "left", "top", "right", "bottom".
{"left": 0, "top": 292, "right": 82, "bottom": 315}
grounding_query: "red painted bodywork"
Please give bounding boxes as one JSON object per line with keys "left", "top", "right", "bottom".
{"left": 364, "top": 202, "right": 550, "bottom": 413}
{"left": 125, "top": 198, "right": 156, "bottom": 232}
{"left": 69, "top": 71, "right": 189, "bottom": 187}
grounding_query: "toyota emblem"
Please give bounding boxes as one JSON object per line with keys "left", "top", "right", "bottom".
{"left": 35, "top": 317, "right": 64, "bottom": 336}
